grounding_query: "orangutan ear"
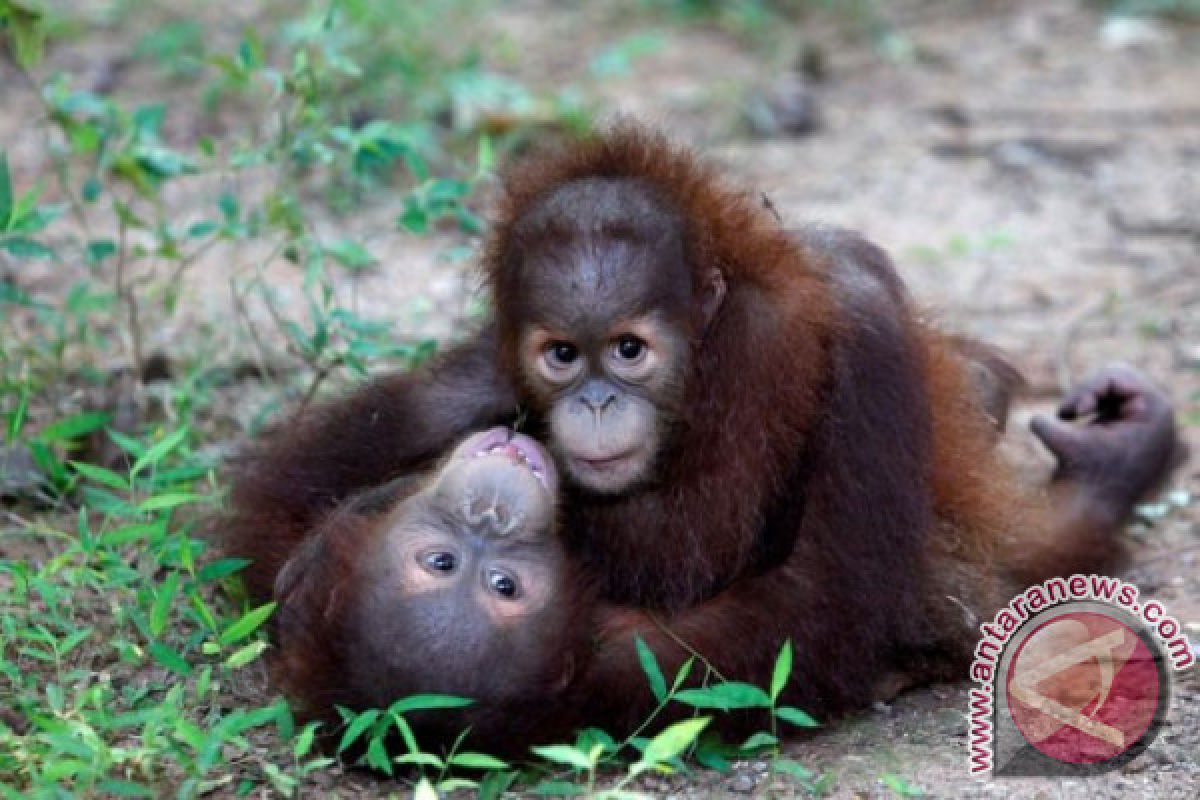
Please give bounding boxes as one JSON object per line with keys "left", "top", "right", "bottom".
{"left": 274, "top": 533, "right": 327, "bottom": 608}
{"left": 274, "top": 515, "right": 362, "bottom": 630}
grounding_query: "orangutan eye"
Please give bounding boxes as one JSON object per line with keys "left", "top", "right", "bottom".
{"left": 615, "top": 335, "right": 646, "bottom": 362}
{"left": 423, "top": 552, "right": 457, "bottom": 573}
{"left": 486, "top": 569, "right": 519, "bottom": 598}
{"left": 547, "top": 341, "right": 579, "bottom": 366}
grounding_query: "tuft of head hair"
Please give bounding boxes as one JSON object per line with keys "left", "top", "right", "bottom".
{"left": 483, "top": 121, "right": 798, "bottom": 294}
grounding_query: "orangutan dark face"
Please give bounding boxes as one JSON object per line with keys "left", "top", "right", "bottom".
{"left": 346, "top": 428, "right": 576, "bottom": 704}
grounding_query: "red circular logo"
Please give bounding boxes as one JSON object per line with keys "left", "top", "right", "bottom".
{"left": 1006, "top": 611, "right": 1162, "bottom": 764}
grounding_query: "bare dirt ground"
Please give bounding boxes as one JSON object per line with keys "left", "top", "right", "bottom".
{"left": 4, "top": 0, "right": 1197, "bottom": 797}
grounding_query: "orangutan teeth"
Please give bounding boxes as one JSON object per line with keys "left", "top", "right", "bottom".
{"left": 472, "top": 440, "right": 547, "bottom": 487}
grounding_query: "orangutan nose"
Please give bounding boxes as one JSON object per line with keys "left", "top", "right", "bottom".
{"left": 578, "top": 380, "right": 617, "bottom": 414}
{"left": 464, "top": 495, "right": 519, "bottom": 537}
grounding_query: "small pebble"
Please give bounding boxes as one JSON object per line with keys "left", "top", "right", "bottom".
{"left": 730, "top": 773, "right": 757, "bottom": 793}
{"left": 745, "top": 75, "right": 821, "bottom": 138}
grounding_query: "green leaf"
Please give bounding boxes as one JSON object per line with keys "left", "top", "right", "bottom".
{"left": 739, "top": 731, "right": 778, "bottom": 752}
{"left": 187, "top": 220, "right": 218, "bottom": 238}
{"left": 589, "top": 32, "right": 664, "bottom": 78}
{"left": 10, "top": 202, "right": 62, "bottom": 234}
{"left": 772, "top": 758, "right": 814, "bottom": 781}
{"left": 196, "top": 665, "right": 212, "bottom": 699}
{"left": 189, "top": 591, "right": 219, "bottom": 632}
{"left": 636, "top": 716, "right": 710, "bottom": 770}
{"left": 6, "top": 388, "right": 27, "bottom": 437}
{"left": 224, "top": 639, "right": 268, "bottom": 669}
{"left": 477, "top": 135, "right": 495, "bottom": 174}
{"left": 3, "top": 1, "right": 46, "bottom": 67}
{"left": 635, "top": 635, "right": 667, "bottom": 702}
{"left": 529, "top": 779, "right": 587, "bottom": 796}
{"left": 197, "top": 557, "right": 250, "bottom": 582}
{"left": 529, "top": 744, "right": 594, "bottom": 771}
{"left": 106, "top": 428, "right": 147, "bottom": 457}
{"left": 148, "top": 642, "right": 192, "bottom": 676}
{"left": 150, "top": 571, "right": 180, "bottom": 636}
{"left": 455, "top": 206, "right": 484, "bottom": 235}
{"left": 414, "top": 778, "right": 438, "bottom": 800}
{"left": 37, "top": 411, "right": 111, "bottom": 442}
{"left": 56, "top": 626, "right": 92, "bottom": 656}
{"left": 28, "top": 438, "right": 66, "bottom": 487}
{"left": 220, "top": 702, "right": 290, "bottom": 736}
{"left": 69, "top": 461, "right": 129, "bottom": 491}
{"left": 771, "top": 640, "right": 792, "bottom": 702}
{"left": 693, "top": 746, "right": 731, "bottom": 772}
{"left": 94, "top": 780, "right": 155, "bottom": 798}
{"left": 39, "top": 758, "right": 88, "bottom": 781}
{"left": 881, "top": 773, "right": 924, "bottom": 797}
{"left": 365, "top": 736, "right": 393, "bottom": 775}
{"left": 324, "top": 239, "right": 375, "bottom": 271}
{"left": 672, "top": 657, "right": 695, "bottom": 692}
{"left": 86, "top": 239, "right": 116, "bottom": 264}
{"left": 137, "top": 492, "right": 205, "bottom": 512}
{"left": 132, "top": 104, "right": 165, "bottom": 138}
{"left": 134, "top": 145, "right": 195, "bottom": 179}
{"left": 394, "top": 751, "right": 444, "bottom": 768}
{"left": 0, "top": 153, "right": 11, "bottom": 230}
{"left": 82, "top": 176, "right": 101, "bottom": 203}
{"left": 674, "top": 682, "right": 772, "bottom": 710}
{"left": 478, "top": 771, "right": 518, "bottom": 800}
{"left": 218, "top": 601, "right": 276, "bottom": 645}
{"left": 774, "top": 706, "right": 819, "bottom": 729}
{"left": 390, "top": 713, "right": 420, "bottom": 754}
{"left": 388, "top": 693, "right": 473, "bottom": 714}
{"left": 575, "top": 727, "right": 618, "bottom": 756}
{"left": 449, "top": 752, "right": 509, "bottom": 770}
{"left": 293, "top": 722, "right": 320, "bottom": 759}
{"left": 100, "top": 521, "right": 166, "bottom": 546}
{"left": 218, "top": 192, "right": 239, "bottom": 221}
{"left": 336, "top": 709, "right": 380, "bottom": 754}
{"left": 0, "top": 236, "right": 53, "bottom": 259}
{"left": 8, "top": 172, "right": 40, "bottom": 221}
{"left": 438, "top": 778, "right": 480, "bottom": 793}
{"left": 398, "top": 201, "right": 428, "bottom": 233}
{"left": 692, "top": 731, "right": 736, "bottom": 772}
{"left": 131, "top": 426, "right": 189, "bottom": 476}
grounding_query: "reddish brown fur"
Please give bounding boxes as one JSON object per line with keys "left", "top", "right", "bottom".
{"left": 221, "top": 123, "right": 1179, "bottom": 748}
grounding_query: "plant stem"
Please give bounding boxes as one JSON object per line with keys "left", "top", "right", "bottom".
{"left": 114, "top": 216, "right": 144, "bottom": 377}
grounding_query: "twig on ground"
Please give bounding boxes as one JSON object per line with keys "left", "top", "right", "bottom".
{"left": 228, "top": 279, "right": 278, "bottom": 384}
{"left": 1109, "top": 209, "right": 1200, "bottom": 242}
{"left": 113, "top": 218, "right": 146, "bottom": 380}
{"left": 927, "top": 105, "right": 1200, "bottom": 129}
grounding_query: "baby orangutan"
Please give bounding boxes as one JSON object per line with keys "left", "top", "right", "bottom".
{"left": 268, "top": 428, "right": 588, "bottom": 753}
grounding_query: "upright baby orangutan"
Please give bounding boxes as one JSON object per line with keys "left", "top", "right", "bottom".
{"left": 224, "top": 123, "right": 1182, "bottom": 746}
